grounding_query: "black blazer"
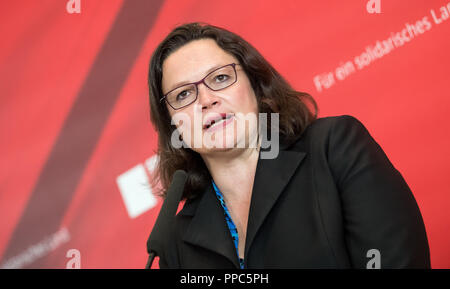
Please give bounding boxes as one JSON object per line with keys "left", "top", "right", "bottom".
{"left": 159, "top": 115, "right": 431, "bottom": 269}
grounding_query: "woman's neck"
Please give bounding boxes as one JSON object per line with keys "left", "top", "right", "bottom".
{"left": 201, "top": 141, "right": 260, "bottom": 203}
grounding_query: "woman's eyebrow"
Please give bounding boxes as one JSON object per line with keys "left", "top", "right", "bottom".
{"left": 168, "top": 64, "right": 225, "bottom": 91}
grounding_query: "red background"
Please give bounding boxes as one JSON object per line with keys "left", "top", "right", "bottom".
{"left": 1, "top": 0, "right": 449, "bottom": 268}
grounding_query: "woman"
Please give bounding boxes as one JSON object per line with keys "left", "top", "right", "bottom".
{"left": 147, "top": 22, "right": 430, "bottom": 269}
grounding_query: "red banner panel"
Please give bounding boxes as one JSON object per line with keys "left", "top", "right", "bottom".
{"left": 0, "top": 0, "right": 449, "bottom": 268}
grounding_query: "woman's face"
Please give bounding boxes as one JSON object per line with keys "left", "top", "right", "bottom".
{"left": 161, "top": 38, "right": 259, "bottom": 156}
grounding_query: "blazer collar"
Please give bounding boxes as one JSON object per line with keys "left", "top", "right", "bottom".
{"left": 180, "top": 183, "right": 240, "bottom": 267}
{"left": 177, "top": 135, "right": 307, "bottom": 267}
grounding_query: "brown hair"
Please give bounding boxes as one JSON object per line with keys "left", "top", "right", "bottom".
{"left": 148, "top": 22, "right": 318, "bottom": 200}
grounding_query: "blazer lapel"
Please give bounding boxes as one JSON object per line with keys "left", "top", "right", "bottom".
{"left": 244, "top": 143, "right": 306, "bottom": 260}
{"left": 178, "top": 137, "right": 307, "bottom": 268}
{"left": 180, "top": 183, "right": 240, "bottom": 268}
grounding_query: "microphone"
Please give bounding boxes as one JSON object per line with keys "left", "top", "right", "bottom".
{"left": 145, "top": 169, "right": 187, "bottom": 269}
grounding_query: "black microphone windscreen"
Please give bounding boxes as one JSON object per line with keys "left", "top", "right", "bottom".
{"left": 146, "top": 169, "right": 187, "bottom": 255}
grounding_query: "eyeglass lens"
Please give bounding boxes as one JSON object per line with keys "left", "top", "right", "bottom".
{"left": 166, "top": 64, "right": 237, "bottom": 109}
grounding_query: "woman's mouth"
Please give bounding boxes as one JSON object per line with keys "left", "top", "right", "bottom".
{"left": 203, "top": 114, "right": 234, "bottom": 132}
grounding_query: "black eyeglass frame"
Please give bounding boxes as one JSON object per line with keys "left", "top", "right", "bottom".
{"left": 160, "top": 63, "right": 239, "bottom": 110}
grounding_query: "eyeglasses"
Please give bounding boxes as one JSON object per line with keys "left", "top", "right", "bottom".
{"left": 160, "top": 63, "right": 239, "bottom": 110}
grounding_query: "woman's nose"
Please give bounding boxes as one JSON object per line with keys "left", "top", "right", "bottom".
{"left": 197, "top": 83, "right": 219, "bottom": 109}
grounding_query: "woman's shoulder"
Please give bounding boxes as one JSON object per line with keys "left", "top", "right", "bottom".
{"left": 307, "top": 114, "right": 365, "bottom": 133}
{"left": 287, "top": 114, "right": 366, "bottom": 148}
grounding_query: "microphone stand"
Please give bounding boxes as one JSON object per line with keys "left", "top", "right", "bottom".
{"left": 145, "top": 251, "right": 156, "bottom": 269}
{"left": 144, "top": 170, "right": 187, "bottom": 269}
